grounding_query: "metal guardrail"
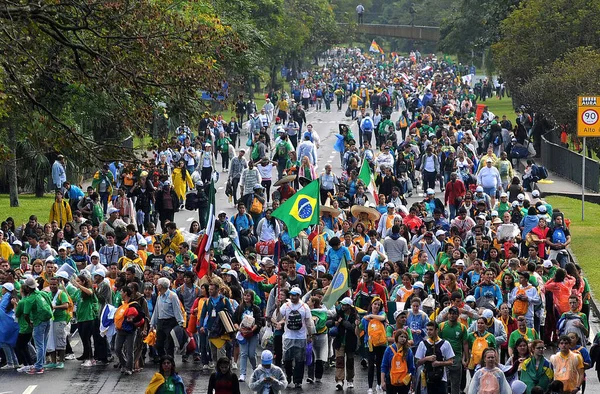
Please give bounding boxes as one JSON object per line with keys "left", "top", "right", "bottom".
{"left": 542, "top": 131, "right": 600, "bottom": 192}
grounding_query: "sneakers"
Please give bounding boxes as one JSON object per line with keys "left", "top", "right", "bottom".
{"left": 368, "top": 389, "right": 374, "bottom": 394}
{"left": 307, "top": 378, "right": 314, "bottom": 384}
{"left": 315, "top": 378, "right": 322, "bottom": 383}
{"left": 238, "top": 374, "right": 246, "bottom": 382}
{"left": 336, "top": 382, "right": 344, "bottom": 391}
{"left": 0, "top": 364, "right": 15, "bottom": 370}
{"left": 202, "top": 364, "right": 209, "bottom": 371}
{"left": 231, "top": 361, "right": 237, "bottom": 370}
{"left": 82, "top": 360, "right": 95, "bottom": 367}
{"left": 360, "top": 358, "right": 368, "bottom": 369}
{"left": 26, "top": 368, "right": 44, "bottom": 375}
{"left": 376, "top": 385, "right": 383, "bottom": 393}
{"left": 55, "top": 362, "right": 64, "bottom": 369}
{"left": 43, "top": 363, "right": 57, "bottom": 369}
{"left": 347, "top": 381, "right": 354, "bottom": 389}
{"left": 65, "top": 354, "right": 76, "bottom": 360}
{"left": 124, "top": 370, "right": 133, "bottom": 376}
{"left": 208, "top": 362, "right": 215, "bottom": 369}
{"left": 17, "top": 365, "right": 31, "bottom": 373}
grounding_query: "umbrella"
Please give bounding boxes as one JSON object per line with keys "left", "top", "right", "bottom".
{"left": 273, "top": 175, "right": 297, "bottom": 187}
{"left": 351, "top": 205, "right": 381, "bottom": 221}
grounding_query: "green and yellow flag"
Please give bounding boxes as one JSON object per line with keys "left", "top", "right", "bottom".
{"left": 271, "top": 178, "right": 320, "bottom": 237}
{"left": 322, "top": 257, "right": 350, "bottom": 309}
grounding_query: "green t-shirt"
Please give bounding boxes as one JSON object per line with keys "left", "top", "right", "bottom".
{"left": 439, "top": 321, "right": 468, "bottom": 357}
{"left": 408, "top": 263, "right": 434, "bottom": 281}
{"left": 161, "top": 376, "right": 177, "bottom": 394}
{"left": 15, "top": 295, "right": 33, "bottom": 334}
{"left": 9, "top": 253, "right": 22, "bottom": 270}
{"left": 112, "top": 290, "right": 123, "bottom": 308}
{"left": 468, "top": 331, "right": 497, "bottom": 349}
{"left": 48, "top": 290, "right": 71, "bottom": 322}
{"left": 22, "top": 290, "right": 53, "bottom": 327}
{"left": 583, "top": 278, "right": 591, "bottom": 305}
{"left": 76, "top": 291, "right": 98, "bottom": 322}
{"left": 386, "top": 324, "right": 414, "bottom": 342}
{"left": 508, "top": 327, "right": 539, "bottom": 348}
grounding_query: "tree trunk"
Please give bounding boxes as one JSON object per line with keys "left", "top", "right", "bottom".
{"left": 35, "top": 171, "right": 45, "bottom": 197}
{"left": 253, "top": 75, "right": 261, "bottom": 95}
{"left": 270, "top": 64, "right": 278, "bottom": 91}
{"left": 7, "top": 128, "right": 19, "bottom": 207}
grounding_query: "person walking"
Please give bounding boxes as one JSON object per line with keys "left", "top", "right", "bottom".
{"left": 233, "top": 289, "right": 265, "bottom": 382}
{"left": 20, "top": 276, "right": 53, "bottom": 374}
{"left": 150, "top": 277, "right": 185, "bottom": 358}
{"left": 330, "top": 297, "right": 358, "bottom": 391}
{"left": 145, "top": 355, "right": 186, "bottom": 394}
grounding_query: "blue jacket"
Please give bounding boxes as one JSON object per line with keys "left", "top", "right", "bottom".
{"left": 0, "top": 293, "right": 19, "bottom": 347}
{"left": 520, "top": 215, "right": 539, "bottom": 237}
{"left": 381, "top": 344, "right": 415, "bottom": 377}
{"left": 65, "top": 185, "right": 85, "bottom": 201}
{"left": 474, "top": 282, "right": 504, "bottom": 308}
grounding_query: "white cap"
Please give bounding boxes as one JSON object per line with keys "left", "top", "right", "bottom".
{"left": 455, "top": 259, "right": 465, "bottom": 267}
{"left": 543, "top": 260, "right": 553, "bottom": 268}
{"left": 56, "top": 271, "right": 69, "bottom": 280}
{"left": 393, "top": 309, "right": 407, "bottom": 320}
{"left": 12, "top": 240, "right": 22, "bottom": 246}
{"left": 476, "top": 214, "right": 486, "bottom": 220}
{"left": 486, "top": 158, "right": 493, "bottom": 163}
{"left": 413, "top": 281, "right": 425, "bottom": 290}
{"left": 289, "top": 287, "right": 302, "bottom": 296}
{"left": 500, "top": 192, "right": 508, "bottom": 198}
{"left": 340, "top": 297, "right": 353, "bottom": 306}
{"left": 58, "top": 245, "right": 67, "bottom": 251}
{"left": 315, "top": 265, "right": 326, "bottom": 273}
{"left": 538, "top": 205, "right": 547, "bottom": 213}
{"left": 108, "top": 207, "right": 119, "bottom": 215}
{"left": 435, "top": 230, "right": 446, "bottom": 237}
{"left": 426, "top": 188, "right": 435, "bottom": 195}
{"left": 387, "top": 203, "right": 395, "bottom": 208}
{"left": 125, "top": 245, "right": 137, "bottom": 253}
{"left": 226, "top": 270, "right": 238, "bottom": 279}
{"left": 93, "top": 270, "right": 106, "bottom": 278}
{"left": 512, "top": 200, "right": 520, "bottom": 207}
{"left": 218, "top": 210, "right": 227, "bottom": 216}
{"left": 221, "top": 263, "right": 231, "bottom": 270}
{"left": 511, "top": 380, "right": 527, "bottom": 394}
{"left": 517, "top": 193, "right": 525, "bottom": 201}
{"left": 482, "top": 309, "right": 494, "bottom": 319}
{"left": 2, "top": 283, "right": 15, "bottom": 292}
{"left": 475, "top": 186, "right": 483, "bottom": 192}
{"left": 138, "top": 238, "right": 147, "bottom": 246}
{"left": 163, "top": 180, "right": 171, "bottom": 186}
{"left": 532, "top": 190, "right": 540, "bottom": 197}
{"left": 465, "top": 295, "right": 476, "bottom": 303}
{"left": 491, "top": 210, "right": 498, "bottom": 217}
{"left": 45, "top": 256, "right": 55, "bottom": 262}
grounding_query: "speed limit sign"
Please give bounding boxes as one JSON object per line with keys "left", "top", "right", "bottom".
{"left": 578, "top": 96, "right": 600, "bottom": 136}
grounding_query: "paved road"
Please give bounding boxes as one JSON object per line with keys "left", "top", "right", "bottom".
{"left": 4, "top": 108, "right": 600, "bottom": 393}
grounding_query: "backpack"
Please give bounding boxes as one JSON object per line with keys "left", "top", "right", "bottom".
{"left": 537, "top": 165, "right": 549, "bottom": 180}
{"left": 56, "top": 290, "right": 75, "bottom": 320}
{"left": 36, "top": 291, "right": 54, "bottom": 323}
{"left": 251, "top": 143, "right": 261, "bottom": 161}
{"left": 249, "top": 197, "right": 263, "bottom": 214}
{"left": 479, "top": 368, "right": 500, "bottom": 394}
{"left": 380, "top": 92, "right": 391, "bottom": 107}
{"left": 286, "top": 304, "right": 303, "bottom": 331}
{"left": 469, "top": 333, "right": 492, "bottom": 369}
{"left": 367, "top": 319, "right": 387, "bottom": 348}
{"left": 424, "top": 339, "right": 446, "bottom": 384}
{"left": 390, "top": 346, "right": 411, "bottom": 386}
{"left": 362, "top": 118, "right": 373, "bottom": 131}
{"left": 551, "top": 227, "right": 567, "bottom": 244}
{"left": 512, "top": 286, "right": 530, "bottom": 316}
{"left": 114, "top": 301, "right": 130, "bottom": 330}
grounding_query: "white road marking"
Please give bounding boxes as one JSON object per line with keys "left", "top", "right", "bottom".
{"left": 329, "top": 155, "right": 335, "bottom": 159}
{"left": 22, "top": 386, "right": 37, "bottom": 394}
{"left": 327, "top": 160, "right": 332, "bottom": 163}
{"left": 0, "top": 391, "right": 14, "bottom": 394}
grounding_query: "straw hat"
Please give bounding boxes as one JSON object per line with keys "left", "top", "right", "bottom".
{"left": 320, "top": 198, "right": 341, "bottom": 217}
{"left": 273, "top": 174, "right": 296, "bottom": 187}
{"left": 350, "top": 204, "right": 381, "bottom": 221}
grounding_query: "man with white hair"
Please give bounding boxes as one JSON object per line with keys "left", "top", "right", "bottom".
{"left": 150, "top": 277, "right": 185, "bottom": 357}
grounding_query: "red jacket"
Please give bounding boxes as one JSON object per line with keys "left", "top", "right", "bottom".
{"left": 353, "top": 281, "right": 388, "bottom": 311}
{"left": 444, "top": 179, "right": 466, "bottom": 206}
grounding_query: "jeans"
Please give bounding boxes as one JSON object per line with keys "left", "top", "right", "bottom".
{"left": 448, "top": 356, "right": 463, "bottom": 394}
{"left": 33, "top": 320, "right": 50, "bottom": 370}
{"left": 99, "top": 192, "right": 110, "bottom": 214}
{"left": 239, "top": 334, "right": 258, "bottom": 375}
{"left": 284, "top": 338, "right": 306, "bottom": 385}
{"left": 198, "top": 330, "right": 210, "bottom": 365}
{"left": 115, "top": 330, "right": 135, "bottom": 371}
{"left": 1, "top": 344, "right": 17, "bottom": 365}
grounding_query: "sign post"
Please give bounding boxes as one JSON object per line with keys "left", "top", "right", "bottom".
{"left": 577, "top": 96, "right": 600, "bottom": 220}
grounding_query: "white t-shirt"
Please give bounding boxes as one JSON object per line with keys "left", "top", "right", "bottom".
{"left": 280, "top": 301, "right": 311, "bottom": 340}
{"left": 415, "top": 338, "right": 455, "bottom": 382}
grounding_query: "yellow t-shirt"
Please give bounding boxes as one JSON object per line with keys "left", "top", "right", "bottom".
{"left": 278, "top": 100, "right": 289, "bottom": 111}
{"left": 550, "top": 351, "right": 584, "bottom": 392}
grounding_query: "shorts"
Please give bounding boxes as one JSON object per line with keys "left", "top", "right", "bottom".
{"left": 483, "top": 187, "right": 496, "bottom": 198}
{"left": 53, "top": 321, "right": 69, "bottom": 351}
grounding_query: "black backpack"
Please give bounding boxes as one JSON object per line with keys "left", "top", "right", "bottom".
{"left": 424, "top": 339, "right": 446, "bottom": 384}
{"left": 286, "top": 304, "right": 303, "bottom": 330}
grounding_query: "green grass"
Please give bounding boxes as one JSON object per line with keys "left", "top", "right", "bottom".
{"left": 482, "top": 97, "right": 515, "bottom": 118}
{"left": 0, "top": 194, "right": 56, "bottom": 228}
{"left": 544, "top": 195, "right": 600, "bottom": 293}
{"left": 133, "top": 135, "right": 153, "bottom": 149}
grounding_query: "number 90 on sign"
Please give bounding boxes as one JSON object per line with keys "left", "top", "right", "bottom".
{"left": 582, "top": 109, "right": 599, "bottom": 125}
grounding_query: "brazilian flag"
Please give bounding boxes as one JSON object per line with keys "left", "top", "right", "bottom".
{"left": 322, "top": 257, "right": 350, "bottom": 309}
{"left": 272, "top": 178, "right": 320, "bottom": 237}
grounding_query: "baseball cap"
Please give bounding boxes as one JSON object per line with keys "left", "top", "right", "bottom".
{"left": 413, "top": 281, "right": 424, "bottom": 290}
{"left": 362, "top": 255, "right": 371, "bottom": 263}
{"left": 393, "top": 310, "right": 407, "bottom": 320}
{"left": 512, "top": 201, "right": 520, "bottom": 207}
{"left": 12, "top": 240, "right": 22, "bottom": 247}
{"left": 511, "top": 380, "right": 527, "bottom": 394}
{"left": 486, "top": 158, "right": 492, "bottom": 163}
{"left": 532, "top": 190, "right": 540, "bottom": 197}
{"left": 387, "top": 203, "right": 395, "bottom": 208}
{"left": 475, "top": 186, "right": 483, "bottom": 193}
{"left": 500, "top": 192, "right": 508, "bottom": 198}
{"left": 538, "top": 205, "right": 547, "bottom": 213}
{"left": 426, "top": 188, "right": 435, "bottom": 195}
{"left": 435, "top": 230, "right": 446, "bottom": 237}
{"left": 261, "top": 350, "right": 273, "bottom": 365}
{"left": 45, "top": 256, "right": 55, "bottom": 262}
{"left": 543, "top": 260, "right": 553, "bottom": 268}
{"left": 2, "top": 283, "right": 15, "bottom": 292}
{"left": 482, "top": 309, "right": 494, "bottom": 319}
{"left": 218, "top": 210, "right": 227, "bottom": 216}
{"left": 476, "top": 214, "right": 486, "bottom": 221}
{"left": 226, "top": 271, "right": 238, "bottom": 279}
{"left": 455, "top": 259, "right": 465, "bottom": 267}
{"left": 93, "top": 270, "right": 106, "bottom": 278}
{"left": 108, "top": 207, "right": 119, "bottom": 215}
{"left": 163, "top": 180, "right": 171, "bottom": 186}
{"left": 315, "top": 265, "right": 326, "bottom": 273}
{"left": 448, "top": 306, "right": 459, "bottom": 314}
{"left": 125, "top": 245, "right": 137, "bottom": 253}
{"left": 289, "top": 287, "right": 302, "bottom": 296}
{"left": 253, "top": 184, "right": 263, "bottom": 190}
{"left": 56, "top": 271, "right": 69, "bottom": 280}
{"left": 221, "top": 263, "right": 231, "bottom": 270}
{"left": 491, "top": 210, "right": 498, "bottom": 217}
{"left": 340, "top": 297, "right": 353, "bottom": 306}
{"left": 517, "top": 193, "right": 525, "bottom": 201}
{"left": 465, "top": 295, "right": 476, "bottom": 303}
{"left": 58, "top": 245, "right": 67, "bottom": 251}
{"left": 138, "top": 238, "right": 147, "bottom": 246}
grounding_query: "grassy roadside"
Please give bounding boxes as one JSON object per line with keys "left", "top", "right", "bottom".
{"left": 482, "top": 98, "right": 515, "bottom": 118}
{"left": 0, "top": 194, "right": 56, "bottom": 227}
{"left": 544, "top": 195, "right": 600, "bottom": 293}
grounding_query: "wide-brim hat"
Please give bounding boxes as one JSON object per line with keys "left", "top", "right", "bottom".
{"left": 298, "top": 176, "right": 312, "bottom": 187}
{"left": 320, "top": 198, "right": 341, "bottom": 217}
{"left": 351, "top": 205, "right": 381, "bottom": 221}
{"left": 273, "top": 175, "right": 296, "bottom": 187}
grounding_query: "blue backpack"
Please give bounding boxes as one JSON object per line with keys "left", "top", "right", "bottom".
{"left": 363, "top": 118, "right": 373, "bottom": 131}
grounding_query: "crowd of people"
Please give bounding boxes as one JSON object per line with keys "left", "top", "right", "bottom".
{"left": 0, "top": 47, "right": 596, "bottom": 394}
